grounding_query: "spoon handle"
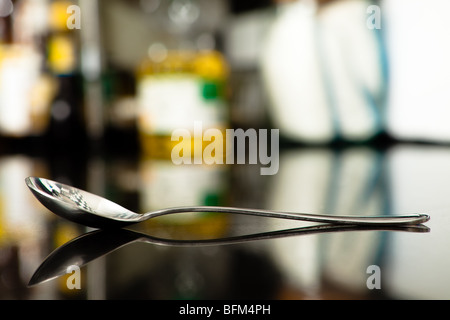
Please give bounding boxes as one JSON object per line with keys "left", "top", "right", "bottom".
{"left": 147, "top": 206, "right": 429, "bottom": 226}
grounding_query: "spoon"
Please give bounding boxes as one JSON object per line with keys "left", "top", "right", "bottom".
{"left": 25, "top": 177, "right": 430, "bottom": 229}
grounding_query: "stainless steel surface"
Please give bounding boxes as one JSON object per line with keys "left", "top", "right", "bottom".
{"left": 25, "top": 177, "right": 429, "bottom": 229}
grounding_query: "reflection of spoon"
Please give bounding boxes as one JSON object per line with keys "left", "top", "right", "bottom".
{"left": 25, "top": 177, "right": 430, "bottom": 229}
{"left": 28, "top": 224, "right": 429, "bottom": 286}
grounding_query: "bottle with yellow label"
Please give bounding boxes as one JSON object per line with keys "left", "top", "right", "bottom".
{"left": 136, "top": 0, "right": 229, "bottom": 160}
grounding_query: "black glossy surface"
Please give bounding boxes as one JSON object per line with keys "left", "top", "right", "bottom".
{"left": 1, "top": 144, "right": 449, "bottom": 300}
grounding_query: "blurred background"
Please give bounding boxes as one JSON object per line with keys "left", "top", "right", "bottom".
{"left": 1, "top": 0, "right": 450, "bottom": 300}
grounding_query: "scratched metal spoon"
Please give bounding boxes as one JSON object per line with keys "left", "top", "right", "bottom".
{"left": 25, "top": 177, "right": 429, "bottom": 229}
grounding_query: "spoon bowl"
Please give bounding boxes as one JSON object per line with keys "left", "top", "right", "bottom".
{"left": 26, "top": 176, "right": 142, "bottom": 228}
{"left": 25, "top": 177, "right": 430, "bottom": 229}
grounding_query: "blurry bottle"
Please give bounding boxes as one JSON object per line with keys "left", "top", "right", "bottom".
{"left": 136, "top": 0, "right": 229, "bottom": 160}
{"left": 260, "top": 0, "right": 386, "bottom": 144}
{"left": 44, "top": 0, "right": 87, "bottom": 152}
{"left": 0, "top": 0, "right": 56, "bottom": 151}
{"left": 384, "top": 0, "right": 450, "bottom": 143}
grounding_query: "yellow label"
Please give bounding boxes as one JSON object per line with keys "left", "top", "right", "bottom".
{"left": 48, "top": 35, "right": 76, "bottom": 74}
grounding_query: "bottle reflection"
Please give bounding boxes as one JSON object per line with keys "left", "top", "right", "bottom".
{"left": 139, "top": 157, "right": 230, "bottom": 239}
{"left": 384, "top": 145, "right": 450, "bottom": 299}
{"left": 265, "top": 147, "right": 389, "bottom": 298}
{"left": 0, "top": 155, "right": 50, "bottom": 298}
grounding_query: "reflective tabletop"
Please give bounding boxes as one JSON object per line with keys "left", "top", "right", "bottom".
{"left": 0, "top": 143, "right": 448, "bottom": 300}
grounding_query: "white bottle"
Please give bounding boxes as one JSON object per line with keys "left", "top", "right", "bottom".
{"left": 261, "top": 0, "right": 385, "bottom": 143}
{"left": 384, "top": 0, "right": 450, "bottom": 143}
